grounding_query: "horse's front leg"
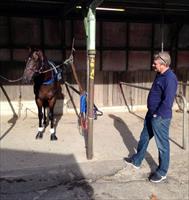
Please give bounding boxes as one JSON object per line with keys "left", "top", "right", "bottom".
{"left": 43, "top": 106, "right": 47, "bottom": 127}
{"left": 36, "top": 100, "right": 44, "bottom": 139}
{"left": 49, "top": 101, "right": 57, "bottom": 141}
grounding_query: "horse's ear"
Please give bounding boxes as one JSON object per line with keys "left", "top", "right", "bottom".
{"left": 27, "top": 46, "right": 34, "bottom": 57}
{"left": 28, "top": 46, "right": 39, "bottom": 53}
{"left": 28, "top": 46, "right": 33, "bottom": 53}
{"left": 28, "top": 47, "right": 32, "bottom": 53}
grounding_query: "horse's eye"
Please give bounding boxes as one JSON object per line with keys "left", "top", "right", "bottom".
{"left": 25, "top": 57, "right": 31, "bottom": 62}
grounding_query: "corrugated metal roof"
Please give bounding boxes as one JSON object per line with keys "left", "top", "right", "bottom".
{"left": 0, "top": 0, "right": 189, "bottom": 22}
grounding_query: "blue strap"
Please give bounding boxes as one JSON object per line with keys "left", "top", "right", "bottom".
{"left": 80, "top": 93, "right": 87, "bottom": 114}
{"left": 79, "top": 92, "right": 103, "bottom": 120}
{"left": 43, "top": 78, "right": 54, "bottom": 85}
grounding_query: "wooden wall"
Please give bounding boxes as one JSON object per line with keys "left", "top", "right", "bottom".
{"left": 1, "top": 62, "right": 188, "bottom": 112}
{"left": 0, "top": 17, "right": 189, "bottom": 114}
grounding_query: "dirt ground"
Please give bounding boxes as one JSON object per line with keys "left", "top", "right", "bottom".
{"left": 0, "top": 110, "right": 189, "bottom": 199}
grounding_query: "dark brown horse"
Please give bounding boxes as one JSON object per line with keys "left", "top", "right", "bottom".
{"left": 23, "top": 48, "right": 62, "bottom": 140}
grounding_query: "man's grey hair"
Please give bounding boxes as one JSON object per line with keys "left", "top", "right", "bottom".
{"left": 154, "top": 51, "right": 171, "bottom": 66}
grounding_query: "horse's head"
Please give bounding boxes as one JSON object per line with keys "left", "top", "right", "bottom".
{"left": 23, "top": 49, "right": 44, "bottom": 83}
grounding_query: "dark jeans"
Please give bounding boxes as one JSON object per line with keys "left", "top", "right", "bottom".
{"left": 131, "top": 114, "right": 171, "bottom": 176}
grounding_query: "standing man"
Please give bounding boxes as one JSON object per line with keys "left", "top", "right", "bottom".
{"left": 124, "top": 51, "right": 178, "bottom": 183}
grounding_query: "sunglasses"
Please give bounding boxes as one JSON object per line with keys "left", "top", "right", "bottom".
{"left": 158, "top": 54, "right": 167, "bottom": 64}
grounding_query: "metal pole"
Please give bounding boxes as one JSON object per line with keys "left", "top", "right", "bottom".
{"left": 177, "top": 94, "right": 188, "bottom": 150}
{"left": 183, "top": 100, "right": 188, "bottom": 151}
{"left": 161, "top": 0, "right": 165, "bottom": 52}
{"left": 86, "top": 7, "right": 96, "bottom": 159}
{"left": 84, "top": 0, "right": 103, "bottom": 159}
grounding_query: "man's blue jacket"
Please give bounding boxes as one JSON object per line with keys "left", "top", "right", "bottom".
{"left": 147, "top": 68, "right": 178, "bottom": 119}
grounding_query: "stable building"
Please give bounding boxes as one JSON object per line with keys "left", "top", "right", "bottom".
{"left": 0, "top": 0, "right": 189, "bottom": 116}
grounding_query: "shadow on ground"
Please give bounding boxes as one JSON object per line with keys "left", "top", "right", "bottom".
{"left": 0, "top": 149, "right": 94, "bottom": 200}
{"left": 109, "top": 114, "right": 158, "bottom": 172}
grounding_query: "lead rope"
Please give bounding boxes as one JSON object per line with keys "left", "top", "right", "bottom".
{"left": 67, "top": 39, "right": 87, "bottom": 132}
{"left": 0, "top": 75, "right": 23, "bottom": 83}
{"left": 69, "top": 38, "right": 84, "bottom": 94}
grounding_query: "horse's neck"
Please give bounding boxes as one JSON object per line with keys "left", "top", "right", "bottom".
{"left": 42, "top": 68, "right": 53, "bottom": 81}
{"left": 33, "top": 64, "right": 52, "bottom": 85}
{"left": 40, "top": 59, "right": 51, "bottom": 79}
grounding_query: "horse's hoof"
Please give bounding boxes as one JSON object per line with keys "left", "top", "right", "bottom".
{"left": 36, "top": 132, "right": 43, "bottom": 139}
{"left": 50, "top": 134, "right": 57, "bottom": 141}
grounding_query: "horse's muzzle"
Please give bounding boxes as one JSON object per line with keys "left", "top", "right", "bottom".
{"left": 22, "top": 75, "right": 32, "bottom": 84}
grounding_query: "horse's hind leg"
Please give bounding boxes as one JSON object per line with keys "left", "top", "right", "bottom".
{"left": 49, "top": 106, "right": 57, "bottom": 141}
{"left": 36, "top": 103, "right": 44, "bottom": 139}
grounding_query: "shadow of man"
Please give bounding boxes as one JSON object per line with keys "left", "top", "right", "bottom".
{"left": 109, "top": 114, "right": 157, "bottom": 172}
